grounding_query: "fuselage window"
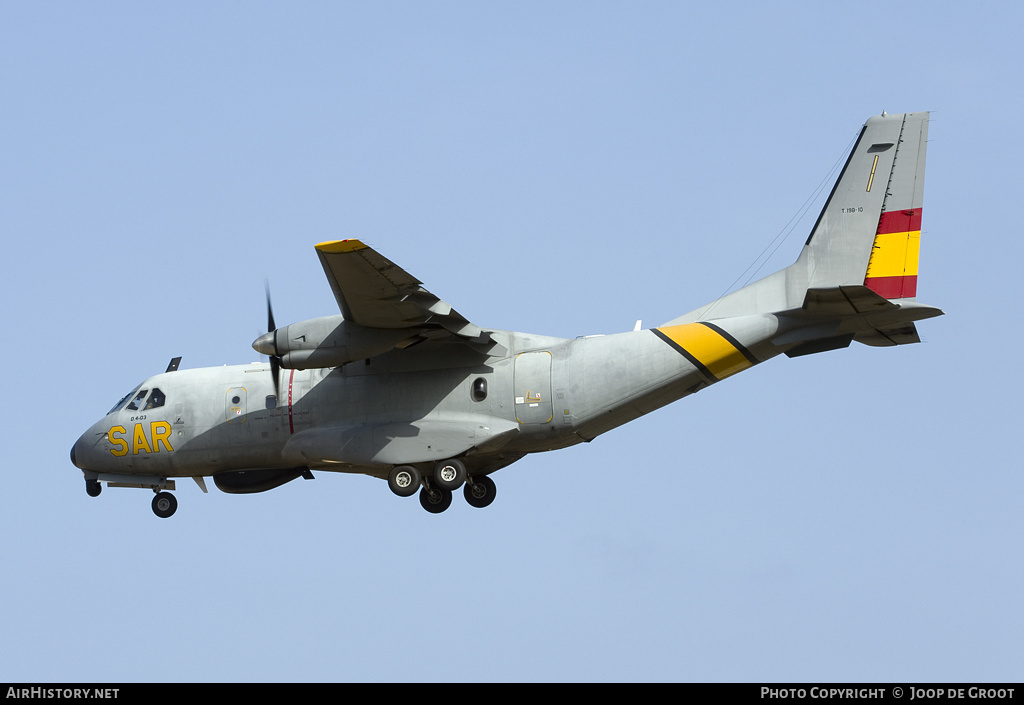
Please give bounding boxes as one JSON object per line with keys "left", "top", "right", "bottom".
{"left": 125, "top": 389, "right": 149, "bottom": 411}
{"left": 144, "top": 388, "right": 166, "bottom": 410}
{"left": 471, "top": 377, "right": 488, "bottom": 402}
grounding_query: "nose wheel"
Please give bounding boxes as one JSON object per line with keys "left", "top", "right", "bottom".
{"left": 152, "top": 491, "right": 178, "bottom": 518}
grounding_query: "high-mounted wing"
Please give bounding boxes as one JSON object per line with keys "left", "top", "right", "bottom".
{"left": 316, "top": 240, "right": 496, "bottom": 348}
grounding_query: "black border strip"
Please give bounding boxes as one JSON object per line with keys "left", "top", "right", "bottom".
{"left": 651, "top": 328, "right": 716, "bottom": 381}
{"left": 804, "top": 124, "right": 868, "bottom": 246}
{"left": 698, "top": 322, "right": 760, "bottom": 365}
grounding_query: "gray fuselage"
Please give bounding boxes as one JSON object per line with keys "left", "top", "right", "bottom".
{"left": 71, "top": 314, "right": 785, "bottom": 483}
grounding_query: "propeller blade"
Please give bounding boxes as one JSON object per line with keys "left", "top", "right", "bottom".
{"left": 265, "top": 280, "right": 276, "bottom": 333}
{"left": 264, "top": 281, "right": 282, "bottom": 401}
{"left": 269, "top": 353, "right": 281, "bottom": 402}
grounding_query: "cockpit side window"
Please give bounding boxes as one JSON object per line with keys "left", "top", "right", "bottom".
{"left": 125, "top": 389, "right": 149, "bottom": 411}
{"left": 143, "top": 388, "right": 166, "bottom": 410}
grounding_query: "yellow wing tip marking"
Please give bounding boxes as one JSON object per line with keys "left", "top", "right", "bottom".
{"left": 316, "top": 239, "right": 368, "bottom": 254}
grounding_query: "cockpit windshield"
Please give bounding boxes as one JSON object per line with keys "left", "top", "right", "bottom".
{"left": 107, "top": 386, "right": 167, "bottom": 414}
{"left": 108, "top": 387, "right": 141, "bottom": 415}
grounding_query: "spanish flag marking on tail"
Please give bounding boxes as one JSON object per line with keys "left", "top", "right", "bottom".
{"left": 652, "top": 322, "right": 759, "bottom": 382}
{"left": 864, "top": 209, "right": 921, "bottom": 299}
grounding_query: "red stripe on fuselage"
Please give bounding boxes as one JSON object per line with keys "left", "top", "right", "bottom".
{"left": 288, "top": 369, "right": 295, "bottom": 434}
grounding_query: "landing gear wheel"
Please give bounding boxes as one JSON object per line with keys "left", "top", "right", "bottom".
{"left": 432, "top": 458, "right": 466, "bottom": 491}
{"left": 85, "top": 479, "right": 102, "bottom": 498}
{"left": 464, "top": 475, "right": 497, "bottom": 509}
{"left": 388, "top": 465, "right": 421, "bottom": 497}
{"left": 419, "top": 486, "right": 453, "bottom": 514}
{"left": 152, "top": 491, "right": 177, "bottom": 518}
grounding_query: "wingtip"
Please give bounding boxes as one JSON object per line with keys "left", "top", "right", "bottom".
{"left": 316, "top": 239, "right": 367, "bottom": 253}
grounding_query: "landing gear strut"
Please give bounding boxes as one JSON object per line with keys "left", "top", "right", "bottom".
{"left": 387, "top": 459, "right": 499, "bottom": 513}
{"left": 464, "top": 475, "right": 497, "bottom": 509}
{"left": 419, "top": 485, "right": 453, "bottom": 514}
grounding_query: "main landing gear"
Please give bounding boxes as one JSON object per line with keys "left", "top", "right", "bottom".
{"left": 387, "top": 458, "right": 497, "bottom": 514}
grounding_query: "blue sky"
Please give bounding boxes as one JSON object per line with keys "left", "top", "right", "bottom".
{"left": 2, "top": 1, "right": 1022, "bottom": 682}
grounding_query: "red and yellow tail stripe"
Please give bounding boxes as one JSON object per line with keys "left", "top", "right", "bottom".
{"left": 864, "top": 209, "right": 921, "bottom": 299}
{"left": 653, "top": 322, "right": 759, "bottom": 382}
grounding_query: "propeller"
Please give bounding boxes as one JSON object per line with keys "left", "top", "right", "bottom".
{"left": 253, "top": 282, "right": 282, "bottom": 401}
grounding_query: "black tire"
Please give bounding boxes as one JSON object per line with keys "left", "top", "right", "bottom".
{"left": 85, "top": 479, "right": 102, "bottom": 498}
{"left": 432, "top": 458, "right": 466, "bottom": 491}
{"left": 388, "top": 465, "right": 421, "bottom": 497}
{"left": 419, "top": 486, "right": 453, "bottom": 514}
{"left": 152, "top": 491, "right": 177, "bottom": 518}
{"left": 464, "top": 475, "right": 497, "bottom": 509}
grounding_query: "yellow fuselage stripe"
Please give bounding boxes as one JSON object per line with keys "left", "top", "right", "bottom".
{"left": 655, "top": 323, "right": 754, "bottom": 381}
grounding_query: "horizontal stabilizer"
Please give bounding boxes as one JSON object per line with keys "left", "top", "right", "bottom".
{"left": 799, "top": 286, "right": 898, "bottom": 317}
{"left": 854, "top": 323, "right": 921, "bottom": 347}
{"left": 775, "top": 284, "right": 942, "bottom": 354}
{"left": 785, "top": 335, "right": 854, "bottom": 358}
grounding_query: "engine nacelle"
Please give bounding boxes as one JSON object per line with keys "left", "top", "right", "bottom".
{"left": 252, "top": 315, "right": 421, "bottom": 369}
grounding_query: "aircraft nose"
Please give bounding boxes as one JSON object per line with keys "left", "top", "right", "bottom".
{"left": 70, "top": 435, "right": 85, "bottom": 469}
{"left": 70, "top": 430, "right": 97, "bottom": 471}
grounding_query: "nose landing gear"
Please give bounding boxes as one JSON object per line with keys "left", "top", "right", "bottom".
{"left": 152, "top": 491, "right": 178, "bottom": 519}
{"left": 82, "top": 474, "right": 179, "bottom": 518}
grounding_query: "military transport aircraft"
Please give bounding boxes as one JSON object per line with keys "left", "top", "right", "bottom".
{"left": 71, "top": 111, "right": 942, "bottom": 518}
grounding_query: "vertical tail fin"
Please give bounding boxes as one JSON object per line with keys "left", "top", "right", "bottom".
{"left": 668, "top": 111, "right": 930, "bottom": 325}
{"left": 802, "top": 111, "right": 928, "bottom": 299}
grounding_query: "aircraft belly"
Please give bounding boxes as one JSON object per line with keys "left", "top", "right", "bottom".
{"left": 282, "top": 416, "right": 519, "bottom": 467}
